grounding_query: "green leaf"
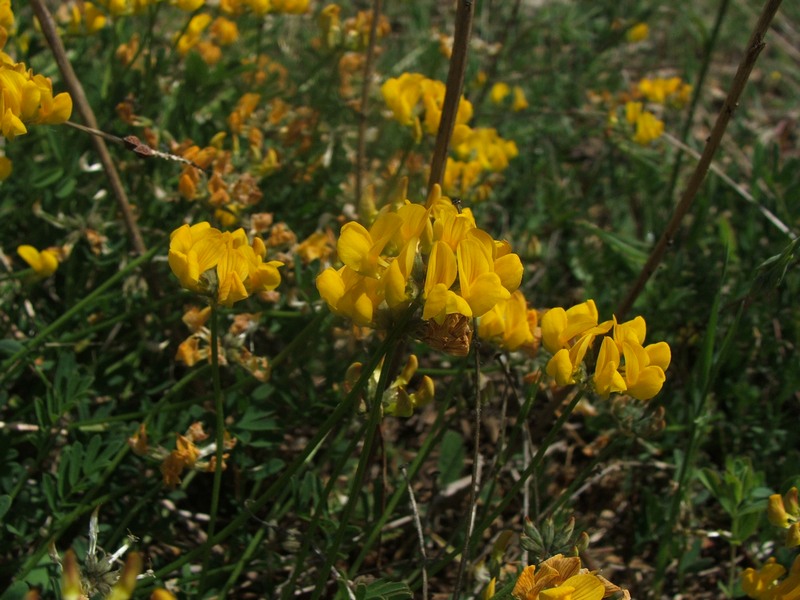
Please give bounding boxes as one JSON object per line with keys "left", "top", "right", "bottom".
{"left": 437, "top": 430, "right": 465, "bottom": 487}
{"left": 355, "top": 579, "right": 413, "bottom": 600}
{"left": 0, "top": 495, "right": 11, "bottom": 522}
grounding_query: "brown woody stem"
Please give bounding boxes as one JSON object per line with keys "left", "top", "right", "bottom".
{"left": 617, "top": 0, "right": 783, "bottom": 318}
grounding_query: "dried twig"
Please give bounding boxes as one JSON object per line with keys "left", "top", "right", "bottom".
{"left": 617, "top": 0, "right": 784, "bottom": 318}
{"left": 30, "top": 0, "right": 148, "bottom": 259}
{"left": 427, "top": 0, "right": 476, "bottom": 196}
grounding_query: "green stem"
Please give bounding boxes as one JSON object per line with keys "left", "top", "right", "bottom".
{"left": 348, "top": 368, "right": 458, "bottom": 574}
{"left": 419, "top": 389, "right": 586, "bottom": 586}
{"left": 202, "top": 303, "right": 225, "bottom": 588}
{"left": 310, "top": 343, "right": 402, "bottom": 600}
{"left": 0, "top": 243, "right": 163, "bottom": 386}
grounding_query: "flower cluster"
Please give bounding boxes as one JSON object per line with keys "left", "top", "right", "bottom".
{"left": 381, "top": 73, "right": 519, "bottom": 200}
{"left": 542, "top": 300, "right": 670, "bottom": 400}
{"left": 168, "top": 222, "right": 283, "bottom": 306}
{"left": 0, "top": 3, "right": 73, "bottom": 141}
{"left": 767, "top": 486, "right": 800, "bottom": 548}
{"left": 381, "top": 73, "right": 474, "bottom": 143}
{"left": 742, "top": 556, "right": 800, "bottom": 600}
{"left": 316, "top": 186, "right": 528, "bottom": 356}
{"left": 512, "top": 554, "right": 630, "bottom": 600}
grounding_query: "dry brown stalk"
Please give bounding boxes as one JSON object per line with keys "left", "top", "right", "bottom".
{"left": 617, "top": 0, "right": 784, "bottom": 318}
{"left": 30, "top": 0, "right": 148, "bottom": 259}
{"left": 427, "top": 0, "right": 476, "bottom": 195}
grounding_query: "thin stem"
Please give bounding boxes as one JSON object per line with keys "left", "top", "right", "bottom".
{"left": 427, "top": 0, "right": 476, "bottom": 193}
{"left": 202, "top": 304, "right": 226, "bottom": 588}
{"left": 354, "top": 0, "right": 383, "bottom": 209}
{"left": 153, "top": 311, "right": 412, "bottom": 580}
{"left": 452, "top": 329, "right": 483, "bottom": 600}
{"left": 617, "top": 0, "right": 783, "bottom": 318}
{"left": 310, "top": 343, "right": 402, "bottom": 600}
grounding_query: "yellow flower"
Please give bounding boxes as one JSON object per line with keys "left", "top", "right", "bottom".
{"left": 593, "top": 336, "right": 627, "bottom": 397}
{"left": 742, "top": 556, "right": 800, "bottom": 600}
{"left": 17, "top": 245, "right": 60, "bottom": 277}
{"left": 490, "top": 82, "right": 511, "bottom": 105}
{"left": 626, "top": 22, "right": 649, "bottom": 43}
{"left": 211, "top": 16, "right": 239, "bottom": 45}
{"left": 632, "top": 111, "right": 664, "bottom": 145}
{"left": 478, "top": 290, "right": 537, "bottom": 351}
{"left": 512, "top": 85, "right": 529, "bottom": 111}
{"left": 174, "top": 0, "right": 205, "bottom": 10}
{"left": 168, "top": 222, "right": 283, "bottom": 306}
{"left": 0, "top": 60, "right": 73, "bottom": 140}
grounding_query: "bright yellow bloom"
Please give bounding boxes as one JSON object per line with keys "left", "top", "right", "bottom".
{"left": 17, "top": 245, "right": 60, "bottom": 277}
{"left": 0, "top": 59, "right": 73, "bottom": 140}
{"left": 168, "top": 222, "right": 283, "bottom": 306}
{"left": 479, "top": 290, "right": 537, "bottom": 352}
{"left": 626, "top": 22, "right": 649, "bottom": 43}
{"left": 742, "top": 556, "right": 800, "bottom": 600}
{"left": 381, "top": 73, "right": 473, "bottom": 141}
{"left": 625, "top": 101, "right": 663, "bottom": 145}
{"left": 490, "top": 82, "right": 511, "bottom": 105}
{"left": 316, "top": 265, "right": 382, "bottom": 326}
{"left": 337, "top": 211, "right": 403, "bottom": 278}
{"left": 593, "top": 336, "right": 627, "bottom": 397}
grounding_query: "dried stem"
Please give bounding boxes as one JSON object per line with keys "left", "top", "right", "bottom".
{"left": 617, "top": 0, "right": 783, "bottom": 318}
{"left": 427, "top": 0, "right": 476, "bottom": 193}
{"left": 355, "top": 0, "right": 383, "bottom": 209}
{"left": 29, "top": 0, "right": 148, "bottom": 259}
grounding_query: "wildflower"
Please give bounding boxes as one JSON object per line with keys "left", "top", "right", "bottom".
{"left": 0, "top": 59, "right": 73, "bottom": 140}
{"left": 168, "top": 222, "right": 283, "bottom": 306}
{"left": 625, "top": 101, "right": 663, "bottom": 145}
{"left": 479, "top": 290, "right": 538, "bottom": 352}
{"left": 742, "top": 556, "right": 800, "bottom": 600}
{"left": 611, "top": 316, "right": 671, "bottom": 400}
{"left": 767, "top": 487, "right": 800, "bottom": 547}
{"left": 175, "top": 0, "right": 205, "bottom": 11}
{"left": 17, "top": 245, "right": 60, "bottom": 277}
{"left": 490, "top": 82, "right": 511, "bottom": 105}
{"left": 512, "top": 85, "right": 529, "bottom": 111}
{"left": 160, "top": 433, "right": 201, "bottom": 487}
{"left": 512, "top": 554, "right": 629, "bottom": 600}
{"left": 318, "top": 4, "right": 342, "bottom": 49}
{"left": 211, "top": 16, "right": 238, "bottom": 45}
{"left": 541, "top": 300, "right": 612, "bottom": 386}
{"left": 626, "top": 22, "right": 649, "bottom": 43}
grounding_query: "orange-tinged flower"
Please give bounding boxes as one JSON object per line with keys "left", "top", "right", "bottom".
{"left": 742, "top": 556, "right": 800, "bottom": 600}
{"left": 513, "top": 554, "right": 628, "bottom": 600}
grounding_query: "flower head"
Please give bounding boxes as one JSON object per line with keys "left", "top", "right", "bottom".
{"left": 168, "top": 222, "right": 283, "bottom": 306}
